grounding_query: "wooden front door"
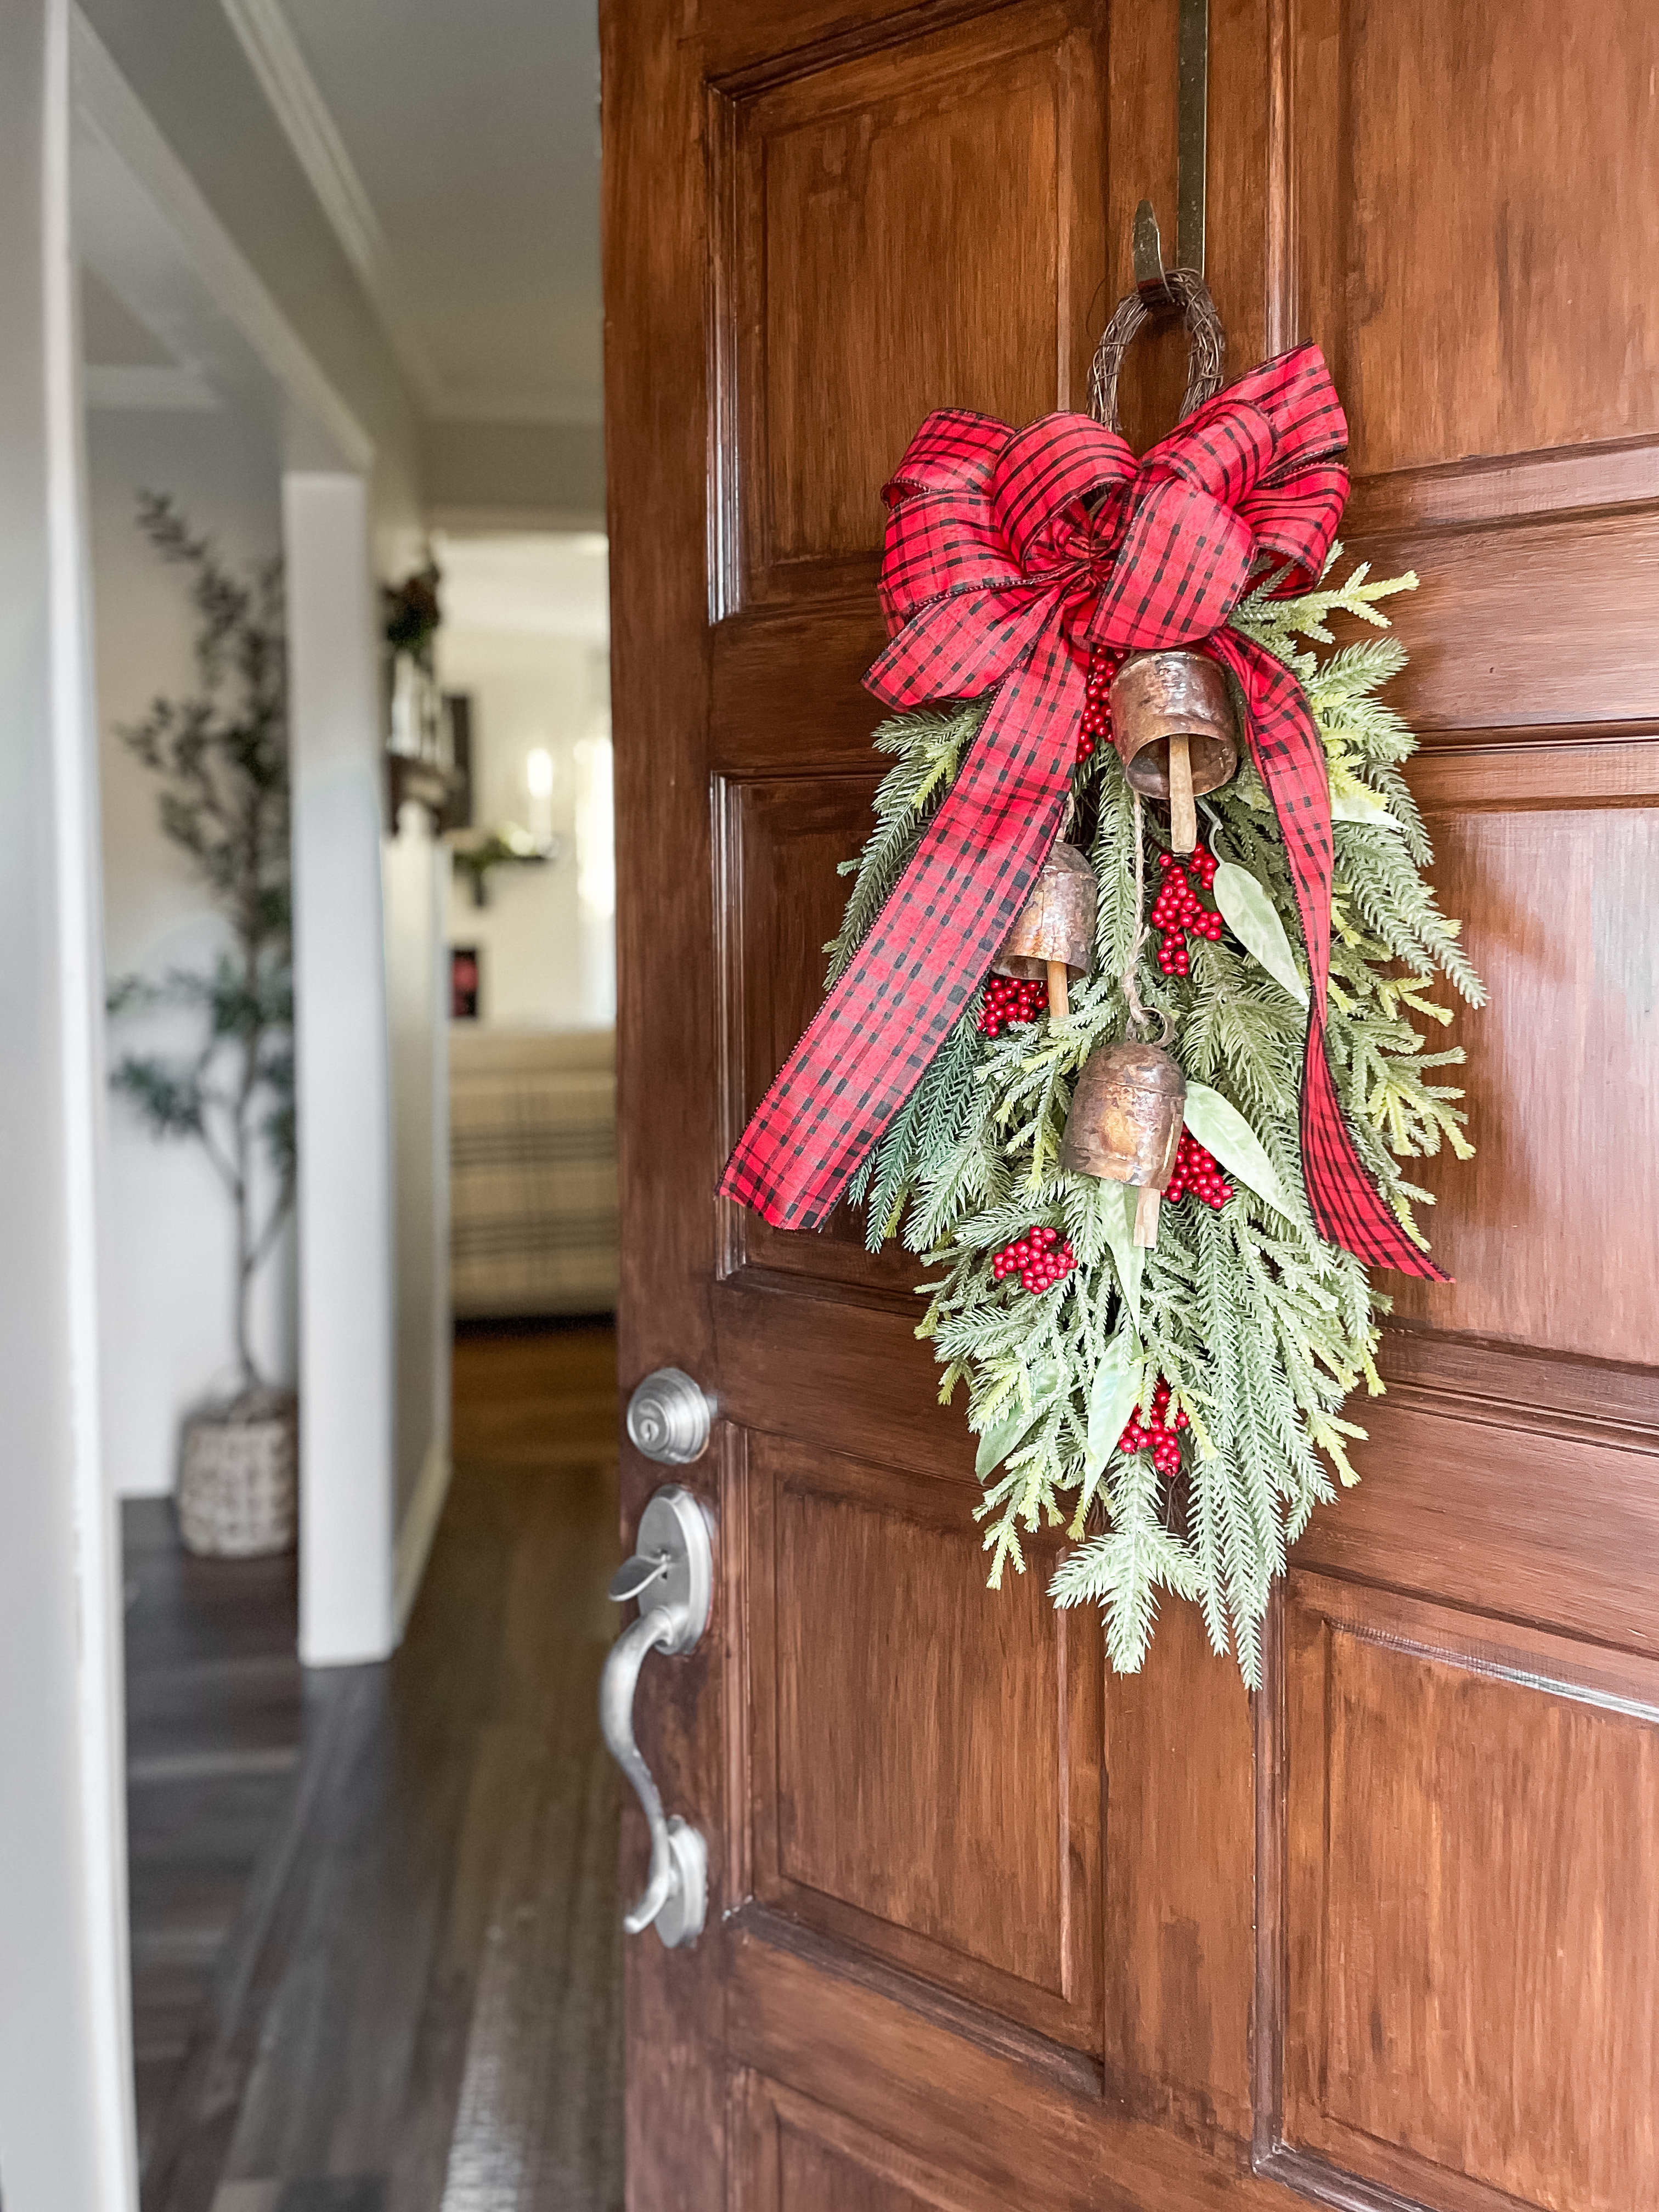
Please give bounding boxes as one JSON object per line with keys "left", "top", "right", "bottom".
{"left": 603, "top": 1, "right": 1659, "bottom": 2207}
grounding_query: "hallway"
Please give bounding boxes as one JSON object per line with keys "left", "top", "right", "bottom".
{"left": 126, "top": 1327, "right": 624, "bottom": 2212}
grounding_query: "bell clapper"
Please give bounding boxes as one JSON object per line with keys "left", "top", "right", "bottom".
{"left": 1166, "top": 732, "right": 1198, "bottom": 856}
{"left": 1133, "top": 1183, "right": 1161, "bottom": 1248}
{"left": 1108, "top": 653, "right": 1235, "bottom": 861}
{"left": 1047, "top": 960, "right": 1070, "bottom": 1022}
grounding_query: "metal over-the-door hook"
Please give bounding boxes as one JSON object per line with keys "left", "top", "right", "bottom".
{"left": 1133, "top": 0, "right": 1210, "bottom": 311}
{"left": 600, "top": 1482, "right": 713, "bottom": 1948}
{"left": 1133, "top": 198, "right": 1176, "bottom": 307}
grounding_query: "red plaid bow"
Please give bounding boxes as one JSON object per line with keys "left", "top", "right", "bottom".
{"left": 720, "top": 343, "right": 1444, "bottom": 1282}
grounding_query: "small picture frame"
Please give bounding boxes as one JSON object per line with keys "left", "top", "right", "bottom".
{"left": 450, "top": 945, "right": 481, "bottom": 1021}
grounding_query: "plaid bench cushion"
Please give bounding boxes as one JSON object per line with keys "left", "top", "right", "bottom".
{"left": 449, "top": 1027, "right": 618, "bottom": 1317}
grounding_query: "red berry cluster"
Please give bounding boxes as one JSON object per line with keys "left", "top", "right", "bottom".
{"left": 1153, "top": 847, "right": 1223, "bottom": 977}
{"left": 978, "top": 974, "right": 1049, "bottom": 1037}
{"left": 991, "top": 1224, "right": 1077, "bottom": 1294}
{"left": 1077, "top": 649, "right": 1110, "bottom": 761}
{"left": 1165, "top": 1130, "right": 1234, "bottom": 1210}
{"left": 1117, "top": 1376, "right": 1190, "bottom": 1474}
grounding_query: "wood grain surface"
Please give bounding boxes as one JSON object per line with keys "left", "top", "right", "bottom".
{"left": 124, "top": 1506, "right": 303, "bottom": 2181}
{"left": 745, "top": 1435, "right": 1103, "bottom": 2047}
{"left": 1384, "top": 806, "right": 1659, "bottom": 1357}
{"left": 1284, "top": 1577, "right": 1659, "bottom": 2212}
{"left": 717, "top": 3, "right": 1105, "bottom": 608}
{"left": 1292, "top": 0, "right": 1659, "bottom": 477}
{"left": 603, "top": 0, "right": 1659, "bottom": 2205}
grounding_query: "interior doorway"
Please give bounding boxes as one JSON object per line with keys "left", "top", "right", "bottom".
{"left": 433, "top": 531, "right": 619, "bottom": 1327}
{"left": 435, "top": 531, "right": 614, "bottom": 1031}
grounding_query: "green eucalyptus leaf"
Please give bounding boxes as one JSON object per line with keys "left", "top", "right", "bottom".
{"left": 1211, "top": 861, "right": 1308, "bottom": 1008}
{"left": 1085, "top": 1330, "right": 1144, "bottom": 1476}
{"left": 1183, "top": 1081, "right": 1297, "bottom": 1223}
{"left": 973, "top": 1356, "right": 1064, "bottom": 1480}
{"left": 1330, "top": 780, "right": 1402, "bottom": 830}
{"left": 1094, "top": 1180, "right": 1144, "bottom": 1334}
{"left": 973, "top": 1398, "right": 1026, "bottom": 1486}
{"left": 1028, "top": 1354, "right": 1065, "bottom": 1404}
{"left": 974, "top": 1399, "right": 1030, "bottom": 1482}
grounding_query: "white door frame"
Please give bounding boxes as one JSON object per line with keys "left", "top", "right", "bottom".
{"left": 0, "top": 4, "right": 137, "bottom": 2202}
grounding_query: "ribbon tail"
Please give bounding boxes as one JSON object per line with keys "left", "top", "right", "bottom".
{"left": 719, "top": 626, "right": 1084, "bottom": 1230}
{"left": 1210, "top": 631, "right": 1448, "bottom": 1283}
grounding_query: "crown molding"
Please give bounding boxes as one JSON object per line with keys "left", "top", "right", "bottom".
{"left": 217, "top": 0, "right": 449, "bottom": 415}
{"left": 72, "top": 8, "right": 373, "bottom": 470}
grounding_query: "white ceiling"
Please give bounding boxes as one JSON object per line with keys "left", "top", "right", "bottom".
{"left": 219, "top": 0, "right": 602, "bottom": 430}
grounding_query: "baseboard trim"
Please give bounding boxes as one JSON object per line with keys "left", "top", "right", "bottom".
{"left": 393, "top": 1434, "right": 452, "bottom": 1638}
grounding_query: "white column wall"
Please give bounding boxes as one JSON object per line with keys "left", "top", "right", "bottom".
{"left": 383, "top": 806, "right": 453, "bottom": 1630}
{"left": 285, "top": 470, "right": 396, "bottom": 1666}
{"left": 0, "top": 1, "right": 138, "bottom": 2203}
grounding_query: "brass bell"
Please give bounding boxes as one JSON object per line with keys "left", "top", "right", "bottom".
{"left": 1109, "top": 651, "right": 1239, "bottom": 857}
{"left": 1061, "top": 1039, "right": 1186, "bottom": 1248}
{"left": 993, "top": 840, "right": 1096, "bottom": 1019}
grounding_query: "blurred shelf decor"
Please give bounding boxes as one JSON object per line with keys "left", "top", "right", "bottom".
{"left": 448, "top": 821, "right": 560, "bottom": 907}
{"left": 383, "top": 558, "right": 467, "bottom": 828}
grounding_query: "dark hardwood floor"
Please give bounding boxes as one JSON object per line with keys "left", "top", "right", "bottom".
{"left": 125, "top": 1504, "right": 306, "bottom": 2165}
{"left": 126, "top": 1324, "right": 625, "bottom": 2212}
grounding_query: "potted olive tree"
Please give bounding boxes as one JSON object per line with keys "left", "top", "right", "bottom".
{"left": 108, "top": 494, "right": 297, "bottom": 1555}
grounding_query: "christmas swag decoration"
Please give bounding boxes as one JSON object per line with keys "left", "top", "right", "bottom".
{"left": 720, "top": 281, "right": 1485, "bottom": 1681}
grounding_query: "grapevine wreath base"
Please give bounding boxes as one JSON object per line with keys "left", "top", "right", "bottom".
{"left": 823, "top": 559, "right": 1482, "bottom": 1683}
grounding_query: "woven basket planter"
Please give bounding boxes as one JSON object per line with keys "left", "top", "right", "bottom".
{"left": 178, "top": 1390, "right": 298, "bottom": 1558}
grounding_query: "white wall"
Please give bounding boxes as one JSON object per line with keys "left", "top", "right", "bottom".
{"left": 286, "top": 470, "right": 396, "bottom": 1667}
{"left": 89, "top": 399, "right": 297, "bottom": 1497}
{"left": 0, "top": 2, "right": 138, "bottom": 2203}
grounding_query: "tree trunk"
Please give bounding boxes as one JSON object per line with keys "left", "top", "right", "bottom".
{"left": 233, "top": 924, "right": 262, "bottom": 1396}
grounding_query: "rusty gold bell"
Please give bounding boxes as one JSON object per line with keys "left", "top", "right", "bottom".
{"left": 1061, "top": 1038, "right": 1186, "bottom": 1248}
{"left": 1108, "top": 651, "right": 1239, "bottom": 858}
{"left": 993, "top": 839, "right": 1096, "bottom": 1019}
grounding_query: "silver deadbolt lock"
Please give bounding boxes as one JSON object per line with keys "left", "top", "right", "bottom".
{"left": 626, "top": 1366, "right": 716, "bottom": 1464}
{"left": 599, "top": 1482, "right": 713, "bottom": 1948}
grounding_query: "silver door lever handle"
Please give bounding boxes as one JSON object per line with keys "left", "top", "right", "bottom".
{"left": 600, "top": 1482, "right": 712, "bottom": 1947}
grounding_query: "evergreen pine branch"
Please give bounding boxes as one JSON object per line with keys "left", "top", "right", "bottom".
{"left": 825, "top": 702, "right": 988, "bottom": 985}
{"left": 812, "top": 558, "right": 1481, "bottom": 1682}
{"left": 856, "top": 1009, "right": 984, "bottom": 1251}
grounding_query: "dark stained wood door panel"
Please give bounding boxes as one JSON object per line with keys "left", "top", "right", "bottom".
{"left": 1283, "top": 1576, "right": 1659, "bottom": 2212}
{"left": 603, "top": 0, "right": 1659, "bottom": 2205}
{"left": 743, "top": 1432, "right": 1103, "bottom": 2052}
{"left": 710, "top": 2, "right": 1105, "bottom": 613}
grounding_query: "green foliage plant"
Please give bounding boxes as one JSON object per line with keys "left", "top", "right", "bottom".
{"left": 108, "top": 495, "right": 295, "bottom": 1396}
{"left": 825, "top": 557, "right": 1485, "bottom": 1684}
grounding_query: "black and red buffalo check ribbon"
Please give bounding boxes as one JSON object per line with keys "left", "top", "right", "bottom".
{"left": 720, "top": 343, "right": 1445, "bottom": 1282}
